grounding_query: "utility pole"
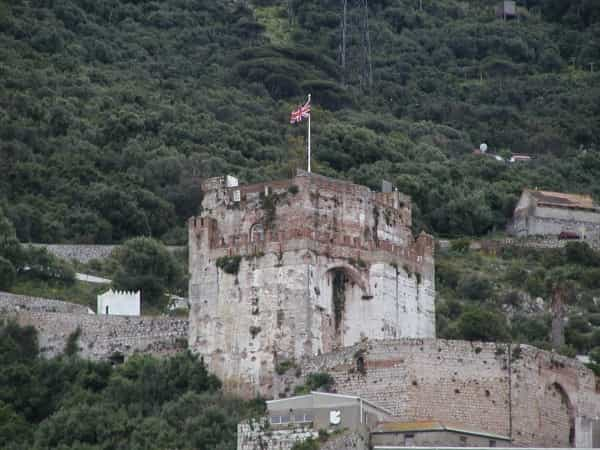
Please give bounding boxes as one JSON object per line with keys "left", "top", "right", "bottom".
{"left": 419, "top": 0, "right": 422, "bottom": 11}
{"left": 590, "top": 62, "right": 595, "bottom": 73}
{"left": 341, "top": 0, "right": 347, "bottom": 86}
{"left": 363, "top": 0, "right": 373, "bottom": 88}
{"left": 339, "top": 0, "right": 372, "bottom": 90}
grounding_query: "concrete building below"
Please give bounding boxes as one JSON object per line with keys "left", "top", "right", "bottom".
{"left": 371, "top": 420, "right": 511, "bottom": 447}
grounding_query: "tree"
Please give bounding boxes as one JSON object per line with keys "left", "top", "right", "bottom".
{"left": 0, "top": 257, "right": 15, "bottom": 289}
{"left": 457, "top": 308, "right": 509, "bottom": 342}
{"left": 113, "top": 237, "right": 183, "bottom": 305}
{"left": 0, "top": 401, "right": 30, "bottom": 447}
{"left": 0, "top": 211, "right": 23, "bottom": 267}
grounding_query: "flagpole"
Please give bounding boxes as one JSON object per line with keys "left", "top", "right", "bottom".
{"left": 307, "top": 93, "right": 311, "bottom": 173}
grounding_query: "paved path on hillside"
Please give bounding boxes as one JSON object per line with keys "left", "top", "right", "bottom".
{"left": 75, "top": 273, "right": 111, "bottom": 284}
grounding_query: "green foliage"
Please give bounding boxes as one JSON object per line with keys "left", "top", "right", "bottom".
{"left": 294, "top": 372, "right": 335, "bottom": 395}
{"left": 511, "top": 315, "right": 550, "bottom": 343}
{"left": 0, "top": 256, "right": 16, "bottom": 289}
{"left": 64, "top": 327, "right": 81, "bottom": 357}
{"left": 113, "top": 237, "right": 183, "bottom": 305}
{"left": 565, "top": 242, "right": 600, "bottom": 266}
{"left": 557, "top": 344, "right": 578, "bottom": 358}
{"left": 216, "top": 255, "right": 242, "bottom": 275}
{"left": 0, "top": 322, "right": 265, "bottom": 449}
{"left": 275, "top": 358, "right": 296, "bottom": 375}
{"left": 292, "top": 438, "right": 320, "bottom": 450}
{"left": 457, "top": 307, "right": 510, "bottom": 342}
{"left": 0, "top": 0, "right": 598, "bottom": 243}
{"left": 9, "top": 277, "right": 105, "bottom": 310}
{"left": 21, "top": 246, "right": 76, "bottom": 284}
{"left": 450, "top": 239, "right": 470, "bottom": 254}
{"left": 591, "top": 347, "right": 600, "bottom": 364}
{"left": 457, "top": 275, "right": 493, "bottom": 301}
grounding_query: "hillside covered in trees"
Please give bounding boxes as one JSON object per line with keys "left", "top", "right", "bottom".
{"left": 1, "top": 0, "right": 599, "bottom": 243}
{"left": 0, "top": 322, "right": 264, "bottom": 449}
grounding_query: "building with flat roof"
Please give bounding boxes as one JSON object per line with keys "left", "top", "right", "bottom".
{"left": 266, "top": 391, "right": 393, "bottom": 431}
{"left": 371, "top": 420, "right": 511, "bottom": 447}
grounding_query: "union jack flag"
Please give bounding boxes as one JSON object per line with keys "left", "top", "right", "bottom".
{"left": 290, "top": 97, "right": 311, "bottom": 124}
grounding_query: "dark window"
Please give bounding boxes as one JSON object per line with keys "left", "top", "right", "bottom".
{"left": 250, "top": 223, "right": 265, "bottom": 242}
{"left": 404, "top": 434, "right": 414, "bottom": 446}
{"left": 489, "top": 440, "right": 496, "bottom": 447}
{"left": 459, "top": 436, "right": 467, "bottom": 447}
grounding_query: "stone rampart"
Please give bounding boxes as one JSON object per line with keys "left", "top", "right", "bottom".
{"left": 28, "top": 244, "right": 185, "bottom": 263}
{"left": 0, "top": 291, "right": 91, "bottom": 314}
{"left": 4, "top": 308, "right": 188, "bottom": 360}
{"left": 296, "top": 339, "right": 600, "bottom": 448}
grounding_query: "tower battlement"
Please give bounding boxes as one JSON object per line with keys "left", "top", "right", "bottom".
{"left": 188, "top": 171, "right": 435, "bottom": 396}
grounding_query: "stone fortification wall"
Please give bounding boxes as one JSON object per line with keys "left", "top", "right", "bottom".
{"left": 0, "top": 291, "right": 91, "bottom": 314}
{"left": 2, "top": 297, "right": 188, "bottom": 360}
{"left": 297, "top": 339, "right": 600, "bottom": 448}
{"left": 29, "top": 244, "right": 185, "bottom": 263}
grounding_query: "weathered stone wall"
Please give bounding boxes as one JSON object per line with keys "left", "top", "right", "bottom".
{"left": 189, "top": 172, "right": 435, "bottom": 397}
{"left": 470, "top": 236, "right": 600, "bottom": 252}
{"left": 511, "top": 201, "right": 600, "bottom": 242}
{"left": 237, "top": 420, "right": 317, "bottom": 450}
{"left": 297, "top": 339, "right": 600, "bottom": 448}
{"left": 0, "top": 291, "right": 91, "bottom": 314}
{"left": 28, "top": 244, "right": 185, "bottom": 263}
{"left": 237, "top": 420, "right": 368, "bottom": 450}
{"left": 3, "top": 305, "right": 188, "bottom": 360}
{"left": 319, "top": 430, "right": 368, "bottom": 450}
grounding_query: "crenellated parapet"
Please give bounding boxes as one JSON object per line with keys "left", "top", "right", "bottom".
{"left": 188, "top": 171, "right": 435, "bottom": 397}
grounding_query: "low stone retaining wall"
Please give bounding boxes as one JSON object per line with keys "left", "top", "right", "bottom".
{"left": 28, "top": 244, "right": 185, "bottom": 263}
{"left": 0, "top": 291, "right": 91, "bottom": 314}
{"left": 14, "top": 311, "right": 189, "bottom": 359}
{"left": 1, "top": 291, "right": 189, "bottom": 360}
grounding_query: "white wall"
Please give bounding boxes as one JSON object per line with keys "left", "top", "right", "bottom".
{"left": 97, "top": 289, "right": 140, "bottom": 316}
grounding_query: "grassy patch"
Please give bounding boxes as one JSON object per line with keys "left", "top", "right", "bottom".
{"left": 9, "top": 275, "right": 106, "bottom": 311}
{"left": 254, "top": 5, "right": 291, "bottom": 45}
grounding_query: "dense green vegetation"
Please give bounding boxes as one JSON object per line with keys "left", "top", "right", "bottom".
{"left": 1, "top": 0, "right": 599, "bottom": 242}
{"left": 436, "top": 241, "right": 600, "bottom": 368}
{"left": 1, "top": 207, "right": 185, "bottom": 313}
{"left": 0, "top": 321, "right": 264, "bottom": 450}
{"left": 0, "top": 206, "right": 78, "bottom": 291}
{"left": 112, "top": 236, "right": 185, "bottom": 305}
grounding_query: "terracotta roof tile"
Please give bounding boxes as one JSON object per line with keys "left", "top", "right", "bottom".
{"left": 528, "top": 190, "right": 596, "bottom": 210}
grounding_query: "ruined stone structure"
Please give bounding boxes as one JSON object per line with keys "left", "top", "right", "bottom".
{"left": 188, "top": 171, "right": 435, "bottom": 396}
{"left": 293, "top": 339, "right": 600, "bottom": 448}
{"left": 510, "top": 189, "right": 600, "bottom": 240}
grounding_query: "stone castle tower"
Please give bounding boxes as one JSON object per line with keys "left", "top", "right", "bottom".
{"left": 188, "top": 171, "right": 435, "bottom": 396}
